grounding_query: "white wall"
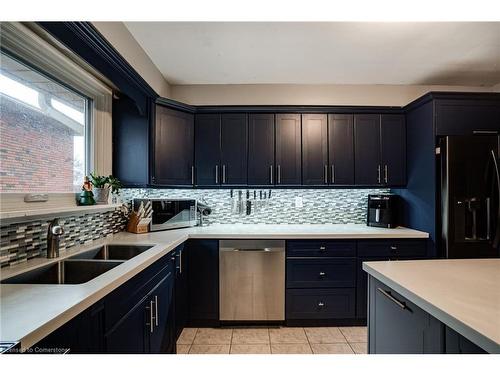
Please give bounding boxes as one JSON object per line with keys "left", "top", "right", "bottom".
{"left": 92, "top": 22, "right": 171, "bottom": 98}
{"left": 170, "top": 83, "right": 499, "bottom": 106}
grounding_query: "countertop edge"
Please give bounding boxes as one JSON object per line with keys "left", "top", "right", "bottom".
{"left": 362, "top": 262, "right": 499, "bottom": 354}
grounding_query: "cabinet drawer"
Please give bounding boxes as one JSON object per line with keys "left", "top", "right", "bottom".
{"left": 105, "top": 254, "right": 173, "bottom": 330}
{"left": 287, "top": 240, "right": 356, "bottom": 258}
{"left": 357, "top": 240, "right": 427, "bottom": 258}
{"left": 286, "top": 288, "right": 355, "bottom": 319}
{"left": 287, "top": 258, "right": 356, "bottom": 288}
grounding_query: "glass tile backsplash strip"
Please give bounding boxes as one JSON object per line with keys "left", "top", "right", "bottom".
{"left": 121, "top": 188, "right": 390, "bottom": 225}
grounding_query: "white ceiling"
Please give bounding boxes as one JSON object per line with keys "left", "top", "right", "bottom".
{"left": 124, "top": 22, "right": 500, "bottom": 86}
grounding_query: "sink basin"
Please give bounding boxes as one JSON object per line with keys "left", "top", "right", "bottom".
{"left": 1, "top": 259, "right": 123, "bottom": 285}
{"left": 71, "top": 244, "right": 153, "bottom": 261}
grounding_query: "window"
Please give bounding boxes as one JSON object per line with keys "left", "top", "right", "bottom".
{"left": 0, "top": 52, "right": 89, "bottom": 192}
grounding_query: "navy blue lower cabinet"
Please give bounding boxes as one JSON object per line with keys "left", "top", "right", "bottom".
{"left": 148, "top": 271, "right": 175, "bottom": 353}
{"left": 368, "top": 276, "right": 444, "bottom": 354}
{"left": 185, "top": 240, "right": 219, "bottom": 326}
{"left": 356, "top": 257, "right": 386, "bottom": 320}
{"left": 105, "top": 295, "right": 149, "bottom": 354}
{"left": 444, "top": 326, "right": 487, "bottom": 354}
{"left": 286, "top": 258, "right": 356, "bottom": 289}
{"left": 286, "top": 288, "right": 356, "bottom": 320}
{"left": 174, "top": 244, "right": 189, "bottom": 340}
{"left": 33, "top": 301, "right": 105, "bottom": 354}
{"left": 105, "top": 253, "right": 176, "bottom": 353}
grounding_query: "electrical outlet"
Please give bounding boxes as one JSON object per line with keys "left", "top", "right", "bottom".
{"left": 295, "top": 197, "right": 303, "bottom": 208}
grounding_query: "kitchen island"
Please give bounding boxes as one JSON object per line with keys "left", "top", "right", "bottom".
{"left": 363, "top": 259, "right": 500, "bottom": 354}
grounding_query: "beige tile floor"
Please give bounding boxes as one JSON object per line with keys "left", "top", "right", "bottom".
{"left": 176, "top": 326, "right": 368, "bottom": 354}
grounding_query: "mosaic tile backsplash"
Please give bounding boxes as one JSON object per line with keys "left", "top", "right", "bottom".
{"left": 1, "top": 188, "right": 389, "bottom": 268}
{"left": 0, "top": 208, "right": 127, "bottom": 267}
{"left": 121, "top": 188, "right": 390, "bottom": 225}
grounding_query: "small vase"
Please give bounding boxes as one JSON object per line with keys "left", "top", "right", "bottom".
{"left": 93, "top": 187, "right": 110, "bottom": 204}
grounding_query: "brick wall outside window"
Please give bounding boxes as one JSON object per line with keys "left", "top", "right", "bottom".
{"left": 0, "top": 98, "right": 77, "bottom": 192}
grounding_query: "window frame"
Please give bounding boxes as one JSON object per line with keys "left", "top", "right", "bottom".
{"left": 0, "top": 22, "right": 113, "bottom": 212}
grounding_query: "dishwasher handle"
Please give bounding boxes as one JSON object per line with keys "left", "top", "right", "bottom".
{"left": 220, "top": 247, "right": 284, "bottom": 253}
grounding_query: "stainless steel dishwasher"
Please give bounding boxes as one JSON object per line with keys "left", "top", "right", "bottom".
{"left": 219, "top": 240, "right": 285, "bottom": 321}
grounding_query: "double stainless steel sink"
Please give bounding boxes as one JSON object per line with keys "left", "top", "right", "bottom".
{"left": 1, "top": 244, "right": 153, "bottom": 285}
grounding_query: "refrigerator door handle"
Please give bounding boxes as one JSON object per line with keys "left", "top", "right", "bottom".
{"left": 490, "top": 150, "right": 500, "bottom": 249}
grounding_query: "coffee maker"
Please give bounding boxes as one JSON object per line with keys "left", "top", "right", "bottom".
{"left": 367, "top": 194, "right": 399, "bottom": 228}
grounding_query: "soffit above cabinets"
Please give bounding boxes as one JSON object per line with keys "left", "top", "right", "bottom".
{"left": 124, "top": 22, "right": 500, "bottom": 87}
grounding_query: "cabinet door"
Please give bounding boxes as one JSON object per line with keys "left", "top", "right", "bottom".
{"left": 174, "top": 245, "right": 189, "bottom": 340}
{"left": 34, "top": 302, "right": 106, "bottom": 353}
{"left": 221, "top": 113, "right": 248, "bottom": 185}
{"left": 368, "top": 277, "right": 443, "bottom": 354}
{"left": 112, "top": 95, "right": 150, "bottom": 186}
{"left": 276, "top": 114, "right": 301, "bottom": 185}
{"left": 328, "top": 114, "right": 354, "bottom": 185}
{"left": 105, "top": 297, "right": 148, "bottom": 353}
{"left": 154, "top": 106, "right": 194, "bottom": 186}
{"left": 149, "top": 271, "right": 175, "bottom": 353}
{"left": 302, "top": 114, "right": 328, "bottom": 185}
{"left": 354, "top": 114, "right": 381, "bottom": 185}
{"left": 381, "top": 114, "right": 406, "bottom": 186}
{"left": 186, "top": 240, "right": 219, "bottom": 326}
{"left": 248, "top": 114, "right": 275, "bottom": 185}
{"left": 195, "top": 114, "right": 221, "bottom": 186}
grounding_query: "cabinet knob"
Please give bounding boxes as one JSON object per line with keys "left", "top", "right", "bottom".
{"left": 319, "top": 246, "right": 326, "bottom": 251}
{"left": 317, "top": 301, "right": 325, "bottom": 308}
{"left": 390, "top": 245, "right": 397, "bottom": 250}
{"left": 319, "top": 271, "right": 326, "bottom": 277}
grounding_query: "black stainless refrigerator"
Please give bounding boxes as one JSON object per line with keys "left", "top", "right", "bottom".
{"left": 440, "top": 135, "right": 500, "bottom": 258}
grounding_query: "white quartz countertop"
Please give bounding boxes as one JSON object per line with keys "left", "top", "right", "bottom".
{"left": 363, "top": 259, "right": 500, "bottom": 354}
{"left": 185, "top": 223, "right": 429, "bottom": 239}
{"left": 0, "top": 224, "right": 428, "bottom": 349}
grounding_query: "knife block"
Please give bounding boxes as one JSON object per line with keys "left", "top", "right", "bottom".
{"left": 126, "top": 212, "right": 149, "bottom": 234}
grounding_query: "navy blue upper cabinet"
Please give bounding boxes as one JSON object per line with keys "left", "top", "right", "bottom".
{"left": 195, "top": 114, "right": 221, "bottom": 186}
{"left": 328, "top": 114, "right": 354, "bottom": 185}
{"left": 381, "top": 114, "right": 406, "bottom": 186}
{"left": 153, "top": 106, "right": 194, "bottom": 186}
{"left": 221, "top": 114, "right": 248, "bottom": 185}
{"left": 434, "top": 98, "right": 500, "bottom": 136}
{"left": 354, "top": 114, "right": 381, "bottom": 185}
{"left": 112, "top": 95, "right": 150, "bottom": 187}
{"left": 275, "top": 114, "right": 302, "bottom": 186}
{"left": 354, "top": 114, "right": 406, "bottom": 186}
{"left": 302, "top": 114, "right": 328, "bottom": 185}
{"left": 248, "top": 114, "right": 275, "bottom": 185}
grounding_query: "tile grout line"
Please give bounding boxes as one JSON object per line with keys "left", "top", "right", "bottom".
{"left": 187, "top": 328, "right": 199, "bottom": 354}
{"left": 303, "top": 327, "right": 314, "bottom": 354}
{"left": 338, "top": 327, "right": 356, "bottom": 354}
{"left": 268, "top": 327, "right": 273, "bottom": 354}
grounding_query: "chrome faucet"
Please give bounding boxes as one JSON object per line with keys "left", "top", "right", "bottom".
{"left": 47, "top": 218, "right": 64, "bottom": 258}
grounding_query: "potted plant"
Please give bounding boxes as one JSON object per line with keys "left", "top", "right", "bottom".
{"left": 107, "top": 175, "right": 123, "bottom": 203}
{"left": 88, "top": 173, "right": 123, "bottom": 204}
{"left": 89, "top": 172, "right": 110, "bottom": 204}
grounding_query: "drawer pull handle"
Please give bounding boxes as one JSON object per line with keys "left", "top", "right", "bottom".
{"left": 319, "top": 246, "right": 326, "bottom": 251}
{"left": 319, "top": 271, "right": 326, "bottom": 277}
{"left": 390, "top": 246, "right": 397, "bottom": 250}
{"left": 317, "top": 301, "right": 326, "bottom": 308}
{"left": 377, "top": 288, "right": 411, "bottom": 312}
